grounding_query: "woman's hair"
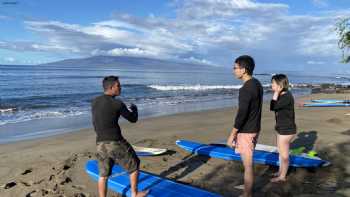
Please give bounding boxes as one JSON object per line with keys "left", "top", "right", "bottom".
{"left": 271, "top": 74, "right": 289, "bottom": 91}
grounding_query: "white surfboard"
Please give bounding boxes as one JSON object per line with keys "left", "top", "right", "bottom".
{"left": 132, "top": 145, "right": 168, "bottom": 156}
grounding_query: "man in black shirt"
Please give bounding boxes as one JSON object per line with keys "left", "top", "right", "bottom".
{"left": 91, "top": 76, "right": 148, "bottom": 197}
{"left": 226, "top": 55, "right": 263, "bottom": 197}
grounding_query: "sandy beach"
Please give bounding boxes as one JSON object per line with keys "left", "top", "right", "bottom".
{"left": 0, "top": 92, "right": 350, "bottom": 197}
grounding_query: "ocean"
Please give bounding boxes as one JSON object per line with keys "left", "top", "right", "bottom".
{"left": 0, "top": 64, "right": 349, "bottom": 143}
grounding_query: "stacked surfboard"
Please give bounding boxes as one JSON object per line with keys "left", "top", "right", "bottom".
{"left": 303, "top": 99, "right": 350, "bottom": 107}
{"left": 176, "top": 139, "right": 330, "bottom": 168}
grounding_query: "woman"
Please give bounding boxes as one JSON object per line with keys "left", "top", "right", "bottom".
{"left": 270, "top": 74, "right": 297, "bottom": 182}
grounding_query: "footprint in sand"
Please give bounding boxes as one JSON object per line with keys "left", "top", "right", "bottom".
{"left": 3, "top": 181, "right": 16, "bottom": 189}
{"left": 21, "top": 168, "right": 33, "bottom": 175}
{"left": 72, "top": 184, "right": 85, "bottom": 190}
{"left": 49, "top": 174, "right": 55, "bottom": 181}
{"left": 33, "top": 178, "right": 45, "bottom": 185}
{"left": 59, "top": 177, "right": 72, "bottom": 185}
{"left": 135, "top": 138, "right": 157, "bottom": 146}
{"left": 327, "top": 118, "right": 342, "bottom": 124}
{"left": 63, "top": 164, "right": 71, "bottom": 170}
{"left": 20, "top": 181, "right": 31, "bottom": 187}
{"left": 40, "top": 189, "right": 49, "bottom": 195}
{"left": 25, "top": 190, "right": 36, "bottom": 197}
{"left": 74, "top": 193, "right": 87, "bottom": 197}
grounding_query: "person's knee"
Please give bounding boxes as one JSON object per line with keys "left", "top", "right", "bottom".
{"left": 280, "top": 154, "right": 289, "bottom": 162}
{"left": 243, "top": 160, "right": 253, "bottom": 170}
{"left": 99, "top": 176, "right": 108, "bottom": 181}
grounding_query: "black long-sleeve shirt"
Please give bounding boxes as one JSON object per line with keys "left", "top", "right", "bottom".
{"left": 270, "top": 91, "right": 297, "bottom": 133}
{"left": 234, "top": 78, "right": 263, "bottom": 133}
{"left": 91, "top": 94, "right": 138, "bottom": 142}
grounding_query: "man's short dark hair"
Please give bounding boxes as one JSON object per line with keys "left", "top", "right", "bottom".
{"left": 235, "top": 55, "right": 255, "bottom": 76}
{"left": 103, "top": 76, "right": 119, "bottom": 91}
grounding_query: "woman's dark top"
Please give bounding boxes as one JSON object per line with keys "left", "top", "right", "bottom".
{"left": 270, "top": 91, "right": 297, "bottom": 135}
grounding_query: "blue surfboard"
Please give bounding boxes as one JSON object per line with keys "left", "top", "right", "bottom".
{"left": 311, "top": 99, "right": 350, "bottom": 104}
{"left": 304, "top": 103, "right": 350, "bottom": 107}
{"left": 176, "top": 140, "right": 330, "bottom": 168}
{"left": 86, "top": 160, "right": 221, "bottom": 197}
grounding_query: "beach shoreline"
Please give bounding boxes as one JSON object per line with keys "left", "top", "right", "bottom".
{"left": 0, "top": 92, "right": 350, "bottom": 196}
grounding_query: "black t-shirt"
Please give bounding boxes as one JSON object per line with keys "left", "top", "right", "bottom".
{"left": 91, "top": 94, "right": 138, "bottom": 142}
{"left": 270, "top": 91, "right": 297, "bottom": 133}
{"left": 234, "top": 78, "right": 264, "bottom": 133}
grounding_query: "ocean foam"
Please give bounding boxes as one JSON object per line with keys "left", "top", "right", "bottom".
{"left": 149, "top": 84, "right": 242, "bottom": 91}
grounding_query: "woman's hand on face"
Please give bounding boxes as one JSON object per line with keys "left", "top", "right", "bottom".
{"left": 275, "top": 85, "right": 283, "bottom": 94}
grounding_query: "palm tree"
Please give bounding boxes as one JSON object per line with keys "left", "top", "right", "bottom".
{"left": 336, "top": 18, "right": 350, "bottom": 63}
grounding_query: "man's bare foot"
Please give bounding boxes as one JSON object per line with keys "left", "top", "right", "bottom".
{"left": 270, "top": 176, "right": 286, "bottom": 183}
{"left": 238, "top": 192, "right": 252, "bottom": 197}
{"left": 132, "top": 190, "right": 149, "bottom": 197}
{"left": 271, "top": 172, "right": 280, "bottom": 177}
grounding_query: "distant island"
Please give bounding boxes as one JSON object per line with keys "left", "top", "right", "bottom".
{"left": 38, "top": 55, "right": 220, "bottom": 71}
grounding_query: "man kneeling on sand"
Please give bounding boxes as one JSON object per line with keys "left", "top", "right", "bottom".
{"left": 91, "top": 76, "right": 148, "bottom": 197}
{"left": 227, "top": 55, "right": 263, "bottom": 197}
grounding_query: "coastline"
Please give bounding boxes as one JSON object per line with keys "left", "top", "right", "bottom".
{"left": 0, "top": 92, "right": 350, "bottom": 196}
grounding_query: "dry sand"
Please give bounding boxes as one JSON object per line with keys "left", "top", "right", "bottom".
{"left": 0, "top": 93, "right": 350, "bottom": 197}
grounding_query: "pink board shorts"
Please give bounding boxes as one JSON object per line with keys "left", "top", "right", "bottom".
{"left": 235, "top": 133, "right": 259, "bottom": 156}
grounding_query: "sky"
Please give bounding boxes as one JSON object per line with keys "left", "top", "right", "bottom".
{"left": 0, "top": 0, "right": 350, "bottom": 73}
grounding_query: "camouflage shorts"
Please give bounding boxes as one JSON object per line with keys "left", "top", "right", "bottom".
{"left": 96, "top": 140, "right": 140, "bottom": 177}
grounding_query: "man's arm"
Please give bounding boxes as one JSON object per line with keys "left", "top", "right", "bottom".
{"left": 120, "top": 102, "right": 138, "bottom": 123}
{"left": 227, "top": 127, "right": 238, "bottom": 148}
{"left": 234, "top": 88, "right": 251, "bottom": 130}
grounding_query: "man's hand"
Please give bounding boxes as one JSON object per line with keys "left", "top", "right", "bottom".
{"left": 273, "top": 86, "right": 283, "bottom": 100}
{"left": 129, "top": 103, "right": 138, "bottom": 112}
{"left": 227, "top": 128, "right": 238, "bottom": 148}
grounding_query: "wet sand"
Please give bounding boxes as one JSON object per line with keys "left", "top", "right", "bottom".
{"left": 0, "top": 93, "right": 350, "bottom": 197}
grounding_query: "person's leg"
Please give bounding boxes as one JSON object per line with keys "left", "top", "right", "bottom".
{"left": 240, "top": 151, "right": 254, "bottom": 197}
{"left": 271, "top": 134, "right": 295, "bottom": 182}
{"left": 236, "top": 133, "right": 257, "bottom": 197}
{"left": 278, "top": 134, "right": 283, "bottom": 176}
{"left": 96, "top": 142, "right": 113, "bottom": 197}
{"left": 130, "top": 170, "right": 148, "bottom": 197}
{"left": 272, "top": 134, "right": 281, "bottom": 177}
{"left": 117, "top": 140, "right": 148, "bottom": 197}
{"left": 98, "top": 176, "right": 108, "bottom": 197}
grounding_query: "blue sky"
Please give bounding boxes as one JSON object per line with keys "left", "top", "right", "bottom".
{"left": 0, "top": 0, "right": 350, "bottom": 73}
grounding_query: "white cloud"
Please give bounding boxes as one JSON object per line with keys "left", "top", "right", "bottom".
{"left": 183, "top": 56, "right": 214, "bottom": 65}
{"left": 1, "top": 0, "right": 350, "bottom": 69}
{"left": 312, "top": 0, "right": 328, "bottom": 7}
{"left": 307, "top": 60, "right": 325, "bottom": 65}
{"left": 0, "top": 15, "right": 10, "bottom": 20}
{"left": 92, "top": 48, "right": 157, "bottom": 57}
